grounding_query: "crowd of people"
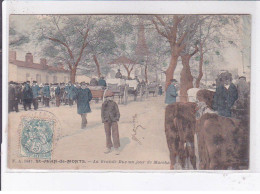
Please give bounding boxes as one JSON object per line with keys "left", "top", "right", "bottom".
{"left": 8, "top": 77, "right": 122, "bottom": 155}
{"left": 164, "top": 71, "right": 250, "bottom": 119}
{"left": 8, "top": 76, "right": 108, "bottom": 113}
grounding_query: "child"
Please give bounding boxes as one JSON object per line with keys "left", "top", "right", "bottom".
{"left": 101, "top": 94, "right": 120, "bottom": 155}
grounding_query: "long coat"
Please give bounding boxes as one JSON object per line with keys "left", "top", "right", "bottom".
{"left": 165, "top": 84, "right": 178, "bottom": 105}
{"left": 32, "top": 85, "right": 40, "bottom": 98}
{"left": 67, "top": 85, "right": 77, "bottom": 100}
{"left": 42, "top": 86, "right": 51, "bottom": 98}
{"left": 213, "top": 83, "right": 238, "bottom": 117}
{"left": 101, "top": 100, "right": 120, "bottom": 123}
{"left": 23, "top": 84, "right": 33, "bottom": 100}
{"left": 76, "top": 88, "right": 93, "bottom": 114}
{"left": 9, "top": 85, "right": 16, "bottom": 101}
{"left": 55, "top": 86, "right": 61, "bottom": 96}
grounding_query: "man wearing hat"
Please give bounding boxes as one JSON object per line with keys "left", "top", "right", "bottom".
{"left": 43, "top": 83, "right": 51, "bottom": 107}
{"left": 32, "top": 81, "right": 40, "bottom": 110}
{"left": 101, "top": 92, "right": 121, "bottom": 155}
{"left": 98, "top": 76, "right": 107, "bottom": 87}
{"left": 165, "top": 79, "right": 178, "bottom": 105}
{"left": 22, "top": 81, "right": 33, "bottom": 111}
{"left": 8, "top": 81, "right": 16, "bottom": 112}
{"left": 213, "top": 73, "right": 238, "bottom": 117}
{"left": 75, "top": 82, "right": 93, "bottom": 129}
{"left": 55, "top": 83, "right": 61, "bottom": 107}
{"left": 115, "top": 69, "right": 122, "bottom": 79}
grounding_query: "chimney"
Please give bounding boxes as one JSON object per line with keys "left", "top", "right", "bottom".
{"left": 9, "top": 51, "right": 16, "bottom": 62}
{"left": 25, "top": 52, "right": 33, "bottom": 64}
{"left": 40, "top": 58, "right": 47, "bottom": 66}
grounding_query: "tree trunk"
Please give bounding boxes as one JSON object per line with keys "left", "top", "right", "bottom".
{"left": 180, "top": 55, "right": 194, "bottom": 102}
{"left": 123, "top": 63, "right": 133, "bottom": 79}
{"left": 195, "top": 47, "right": 204, "bottom": 88}
{"left": 70, "top": 68, "right": 77, "bottom": 83}
{"left": 93, "top": 55, "right": 101, "bottom": 78}
{"left": 165, "top": 53, "right": 179, "bottom": 90}
{"left": 127, "top": 70, "right": 131, "bottom": 79}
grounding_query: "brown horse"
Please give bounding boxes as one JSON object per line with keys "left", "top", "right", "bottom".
{"left": 165, "top": 102, "right": 197, "bottom": 170}
{"left": 165, "top": 89, "right": 249, "bottom": 170}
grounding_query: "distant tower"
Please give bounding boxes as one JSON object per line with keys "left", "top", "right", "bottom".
{"left": 135, "top": 19, "right": 149, "bottom": 57}
{"left": 135, "top": 17, "right": 149, "bottom": 82}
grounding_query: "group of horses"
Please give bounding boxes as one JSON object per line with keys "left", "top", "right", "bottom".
{"left": 165, "top": 89, "right": 249, "bottom": 170}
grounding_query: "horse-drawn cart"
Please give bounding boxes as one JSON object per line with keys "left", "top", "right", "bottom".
{"left": 88, "top": 86, "right": 114, "bottom": 103}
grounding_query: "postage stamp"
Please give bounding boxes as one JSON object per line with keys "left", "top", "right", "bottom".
{"left": 20, "top": 117, "right": 55, "bottom": 159}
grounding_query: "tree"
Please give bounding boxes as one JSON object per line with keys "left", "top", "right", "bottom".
{"left": 179, "top": 44, "right": 199, "bottom": 102}
{"left": 135, "top": 16, "right": 150, "bottom": 83}
{"left": 112, "top": 16, "right": 138, "bottom": 79}
{"left": 194, "top": 15, "right": 241, "bottom": 87}
{"left": 151, "top": 15, "right": 199, "bottom": 90}
{"left": 35, "top": 15, "right": 94, "bottom": 83}
{"left": 9, "top": 23, "right": 30, "bottom": 48}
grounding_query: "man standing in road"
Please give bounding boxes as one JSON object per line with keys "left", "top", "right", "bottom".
{"left": 31, "top": 81, "right": 40, "bottom": 110}
{"left": 22, "top": 81, "right": 33, "bottom": 111}
{"left": 76, "top": 82, "right": 93, "bottom": 129}
{"left": 165, "top": 79, "right": 178, "bottom": 105}
{"left": 101, "top": 93, "right": 121, "bottom": 155}
{"left": 55, "top": 83, "right": 61, "bottom": 107}
{"left": 43, "top": 83, "right": 51, "bottom": 107}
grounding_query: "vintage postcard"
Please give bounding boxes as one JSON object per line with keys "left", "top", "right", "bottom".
{"left": 7, "top": 14, "right": 251, "bottom": 170}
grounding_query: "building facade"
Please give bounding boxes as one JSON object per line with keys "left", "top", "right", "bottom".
{"left": 9, "top": 51, "right": 70, "bottom": 83}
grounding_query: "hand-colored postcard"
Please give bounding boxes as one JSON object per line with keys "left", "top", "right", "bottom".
{"left": 7, "top": 14, "right": 250, "bottom": 170}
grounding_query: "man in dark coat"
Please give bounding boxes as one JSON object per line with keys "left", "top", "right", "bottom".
{"left": 165, "top": 79, "right": 178, "bottom": 105}
{"left": 60, "top": 83, "right": 65, "bottom": 104}
{"left": 13, "top": 82, "right": 20, "bottom": 112}
{"left": 55, "top": 83, "right": 61, "bottom": 107}
{"left": 76, "top": 82, "right": 93, "bottom": 129}
{"left": 115, "top": 69, "right": 122, "bottom": 79}
{"left": 158, "top": 85, "right": 163, "bottom": 96}
{"left": 101, "top": 93, "right": 121, "bottom": 155}
{"left": 31, "top": 81, "right": 40, "bottom": 110}
{"left": 67, "top": 82, "right": 76, "bottom": 106}
{"left": 42, "top": 83, "right": 51, "bottom": 107}
{"left": 98, "top": 76, "right": 107, "bottom": 87}
{"left": 8, "top": 81, "right": 16, "bottom": 112}
{"left": 213, "top": 77, "right": 238, "bottom": 117}
{"left": 22, "top": 81, "right": 33, "bottom": 111}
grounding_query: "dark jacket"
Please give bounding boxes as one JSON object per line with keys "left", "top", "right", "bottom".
{"left": 43, "top": 85, "right": 51, "bottom": 98}
{"left": 213, "top": 83, "right": 238, "bottom": 117}
{"left": 55, "top": 86, "right": 61, "bottom": 96}
{"left": 115, "top": 72, "right": 122, "bottom": 79}
{"left": 23, "top": 84, "right": 33, "bottom": 100}
{"left": 32, "top": 85, "right": 40, "bottom": 98}
{"left": 98, "top": 79, "right": 107, "bottom": 87}
{"left": 101, "top": 100, "right": 120, "bottom": 123}
{"left": 9, "top": 85, "right": 16, "bottom": 101}
{"left": 76, "top": 88, "right": 93, "bottom": 114}
{"left": 165, "top": 84, "right": 178, "bottom": 104}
